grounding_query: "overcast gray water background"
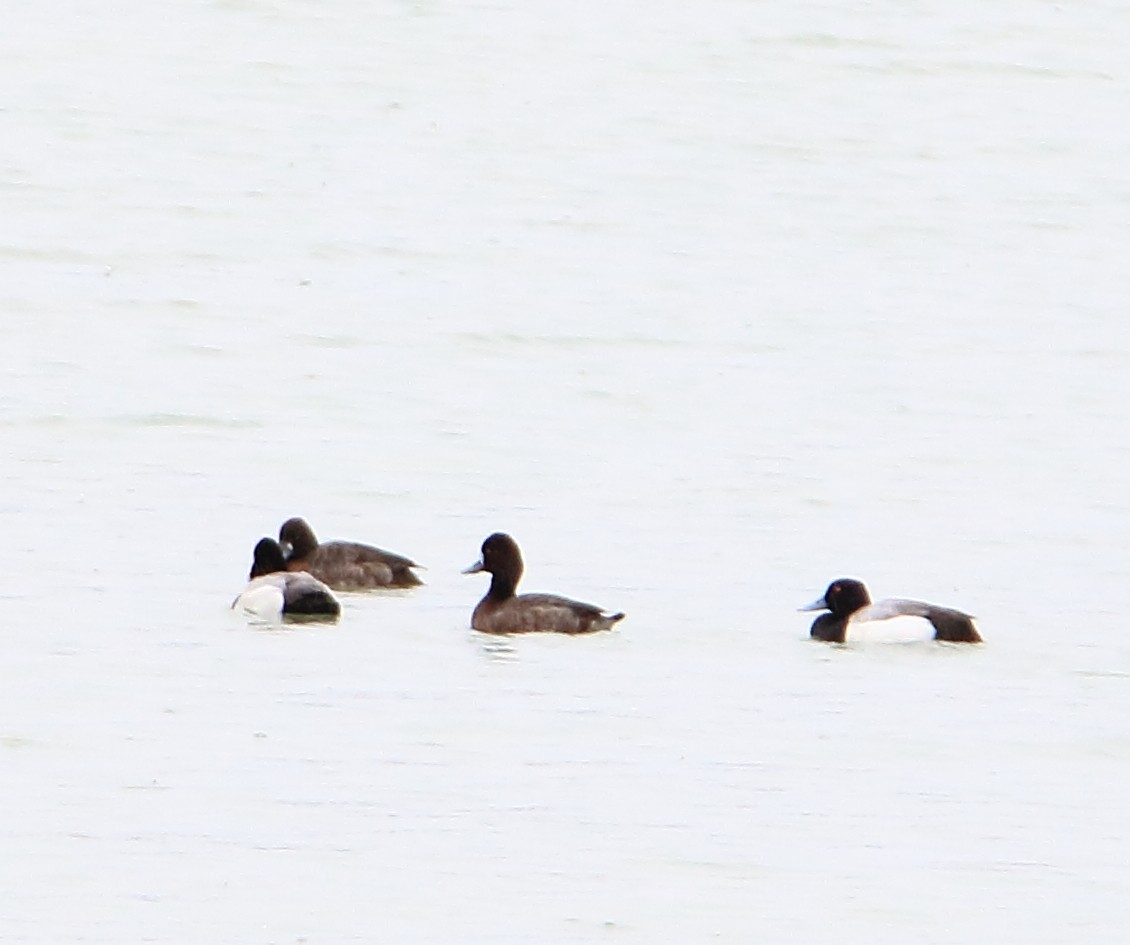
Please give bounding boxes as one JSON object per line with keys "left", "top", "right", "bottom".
{"left": 4, "top": 1, "right": 1130, "bottom": 941}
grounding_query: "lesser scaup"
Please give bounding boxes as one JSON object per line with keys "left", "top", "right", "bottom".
{"left": 462, "top": 532, "right": 625, "bottom": 635}
{"left": 801, "top": 578, "right": 981, "bottom": 643}
{"left": 278, "top": 517, "right": 423, "bottom": 590}
{"left": 234, "top": 537, "right": 341, "bottom": 620}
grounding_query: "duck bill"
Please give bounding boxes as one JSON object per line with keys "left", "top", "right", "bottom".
{"left": 461, "top": 558, "right": 485, "bottom": 575}
{"left": 798, "top": 595, "right": 828, "bottom": 612}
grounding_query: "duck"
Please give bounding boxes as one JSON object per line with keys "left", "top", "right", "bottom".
{"left": 278, "top": 517, "right": 422, "bottom": 590}
{"left": 233, "top": 537, "right": 341, "bottom": 620}
{"left": 462, "top": 532, "right": 625, "bottom": 635}
{"left": 800, "top": 578, "right": 981, "bottom": 643}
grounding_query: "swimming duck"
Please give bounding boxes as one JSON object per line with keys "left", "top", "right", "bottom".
{"left": 462, "top": 532, "right": 625, "bottom": 635}
{"left": 233, "top": 537, "right": 341, "bottom": 620}
{"left": 278, "top": 517, "right": 422, "bottom": 590}
{"left": 800, "top": 578, "right": 981, "bottom": 643}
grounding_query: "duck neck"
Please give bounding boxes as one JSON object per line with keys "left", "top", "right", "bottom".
{"left": 811, "top": 614, "right": 847, "bottom": 643}
{"left": 487, "top": 570, "right": 518, "bottom": 601}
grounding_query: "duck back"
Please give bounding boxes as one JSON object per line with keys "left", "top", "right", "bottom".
{"left": 235, "top": 572, "right": 340, "bottom": 620}
{"left": 472, "top": 592, "right": 624, "bottom": 635}
{"left": 291, "top": 540, "right": 423, "bottom": 590}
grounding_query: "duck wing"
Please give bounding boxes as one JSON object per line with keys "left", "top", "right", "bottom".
{"left": 308, "top": 540, "right": 423, "bottom": 589}
{"left": 854, "top": 598, "right": 981, "bottom": 643}
{"left": 477, "top": 593, "right": 624, "bottom": 635}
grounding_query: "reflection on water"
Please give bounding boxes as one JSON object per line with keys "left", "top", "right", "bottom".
{"left": 475, "top": 634, "right": 521, "bottom": 662}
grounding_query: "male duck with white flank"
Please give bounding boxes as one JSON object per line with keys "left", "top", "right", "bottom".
{"left": 234, "top": 537, "right": 341, "bottom": 620}
{"left": 801, "top": 578, "right": 981, "bottom": 644}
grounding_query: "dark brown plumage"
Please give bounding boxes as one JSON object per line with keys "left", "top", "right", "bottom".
{"left": 278, "top": 517, "right": 422, "bottom": 590}
{"left": 462, "top": 532, "right": 624, "bottom": 635}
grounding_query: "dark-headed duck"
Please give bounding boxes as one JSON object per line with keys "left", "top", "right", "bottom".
{"left": 234, "top": 538, "right": 341, "bottom": 620}
{"left": 462, "top": 532, "right": 625, "bottom": 635}
{"left": 800, "top": 578, "right": 981, "bottom": 643}
{"left": 278, "top": 517, "right": 422, "bottom": 590}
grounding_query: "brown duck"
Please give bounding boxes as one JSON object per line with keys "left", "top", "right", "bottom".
{"left": 463, "top": 532, "right": 624, "bottom": 635}
{"left": 278, "top": 517, "right": 423, "bottom": 590}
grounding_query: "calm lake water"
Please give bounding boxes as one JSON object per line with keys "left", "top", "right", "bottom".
{"left": 4, "top": 1, "right": 1130, "bottom": 941}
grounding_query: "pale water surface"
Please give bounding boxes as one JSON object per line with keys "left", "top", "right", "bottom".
{"left": 3, "top": 1, "right": 1130, "bottom": 941}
